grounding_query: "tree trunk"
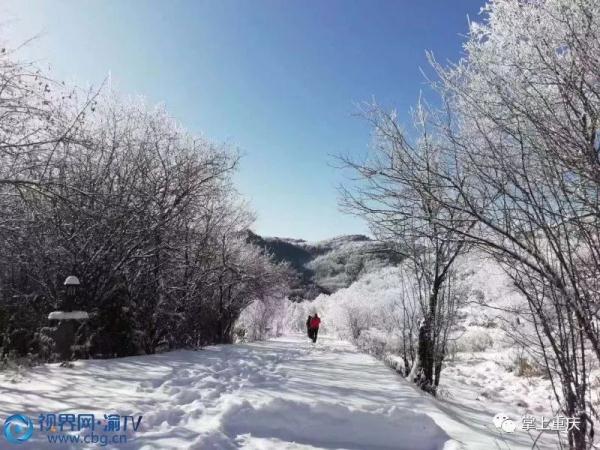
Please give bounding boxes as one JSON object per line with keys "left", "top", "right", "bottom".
{"left": 416, "top": 314, "right": 435, "bottom": 393}
{"left": 415, "top": 282, "right": 442, "bottom": 395}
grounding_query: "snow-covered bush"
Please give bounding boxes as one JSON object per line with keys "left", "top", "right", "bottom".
{"left": 308, "top": 266, "right": 406, "bottom": 336}
{"left": 451, "top": 327, "right": 494, "bottom": 353}
{"left": 512, "top": 356, "right": 547, "bottom": 379}
{"left": 236, "top": 296, "right": 289, "bottom": 342}
{"left": 355, "top": 329, "right": 403, "bottom": 359}
{"left": 0, "top": 44, "right": 292, "bottom": 359}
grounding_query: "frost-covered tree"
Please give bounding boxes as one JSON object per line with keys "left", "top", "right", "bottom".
{"left": 341, "top": 4, "right": 600, "bottom": 444}
{"left": 393, "top": 1, "right": 600, "bottom": 447}
{"left": 0, "top": 43, "right": 290, "bottom": 360}
{"left": 339, "top": 103, "right": 471, "bottom": 395}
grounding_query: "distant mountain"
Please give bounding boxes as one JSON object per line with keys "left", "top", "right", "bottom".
{"left": 246, "top": 231, "right": 404, "bottom": 300}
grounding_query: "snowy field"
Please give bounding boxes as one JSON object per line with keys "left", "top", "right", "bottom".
{"left": 0, "top": 335, "right": 561, "bottom": 450}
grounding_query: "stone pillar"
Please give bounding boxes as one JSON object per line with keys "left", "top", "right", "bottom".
{"left": 53, "top": 320, "right": 77, "bottom": 362}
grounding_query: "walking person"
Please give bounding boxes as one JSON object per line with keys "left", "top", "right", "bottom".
{"left": 306, "top": 314, "right": 313, "bottom": 340}
{"left": 309, "top": 313, "right": 321, "bottom": 343}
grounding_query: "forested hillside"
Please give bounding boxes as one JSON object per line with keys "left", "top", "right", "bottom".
{"left": 247, "top": 231, "right": 403, "bottom": 300}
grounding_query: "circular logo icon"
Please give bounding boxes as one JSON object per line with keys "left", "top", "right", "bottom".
{"left": 493, "top": 413, "right": 509, "bottom": 428}
{"left": 3, "top": 414, "right": 34, "bottom": 444}
{"left": 501, "top": 419, "right": 517, "bottom": 433}
{"left": 493, "top": 412, "right": 516, "bottom": 433}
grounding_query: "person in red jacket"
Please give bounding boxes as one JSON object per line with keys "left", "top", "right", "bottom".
{"left": 309, "top": 313, "right": 321, "bottom": 343}
{"left": 306, "top": 314, "right": 313, "bottom": 339}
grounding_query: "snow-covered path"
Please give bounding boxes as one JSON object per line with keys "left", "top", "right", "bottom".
{"left": 0, "top": 335, "right": 541, "bottom": 449}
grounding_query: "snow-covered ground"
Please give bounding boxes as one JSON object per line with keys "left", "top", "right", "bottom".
{"left": 0, "top": 335, "right": 559, "bottom": 449}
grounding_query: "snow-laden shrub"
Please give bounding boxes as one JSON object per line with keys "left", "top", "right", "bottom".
{"left": 34, "top": 328, "right": 56, "bottom": 362}
{"left": 236, "top": 296, "right": 289, "bottom": 342}
{"left": 506, "top": 348, "right": 548, "bottom": 378}
{"left": 513, "top": 357, "right": 546, "bottom": 378}
{"left": 452, "top": 327, "right": 495, "bottom": 353}
{"left": 302, "top": 266, "right": 407, "bottom": 338}
{"left": 355, "top": 329, "right": 387, "bottom": 357}
{"left": 0, "top": 352, "right": 43, "bottom": 372}
{"left": 355, "top": 329, "right": 403, "bottom": 358}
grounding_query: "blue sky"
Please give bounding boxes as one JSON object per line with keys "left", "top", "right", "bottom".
{"left": 3, "top": 0, "right": 484, "bottom": 241}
